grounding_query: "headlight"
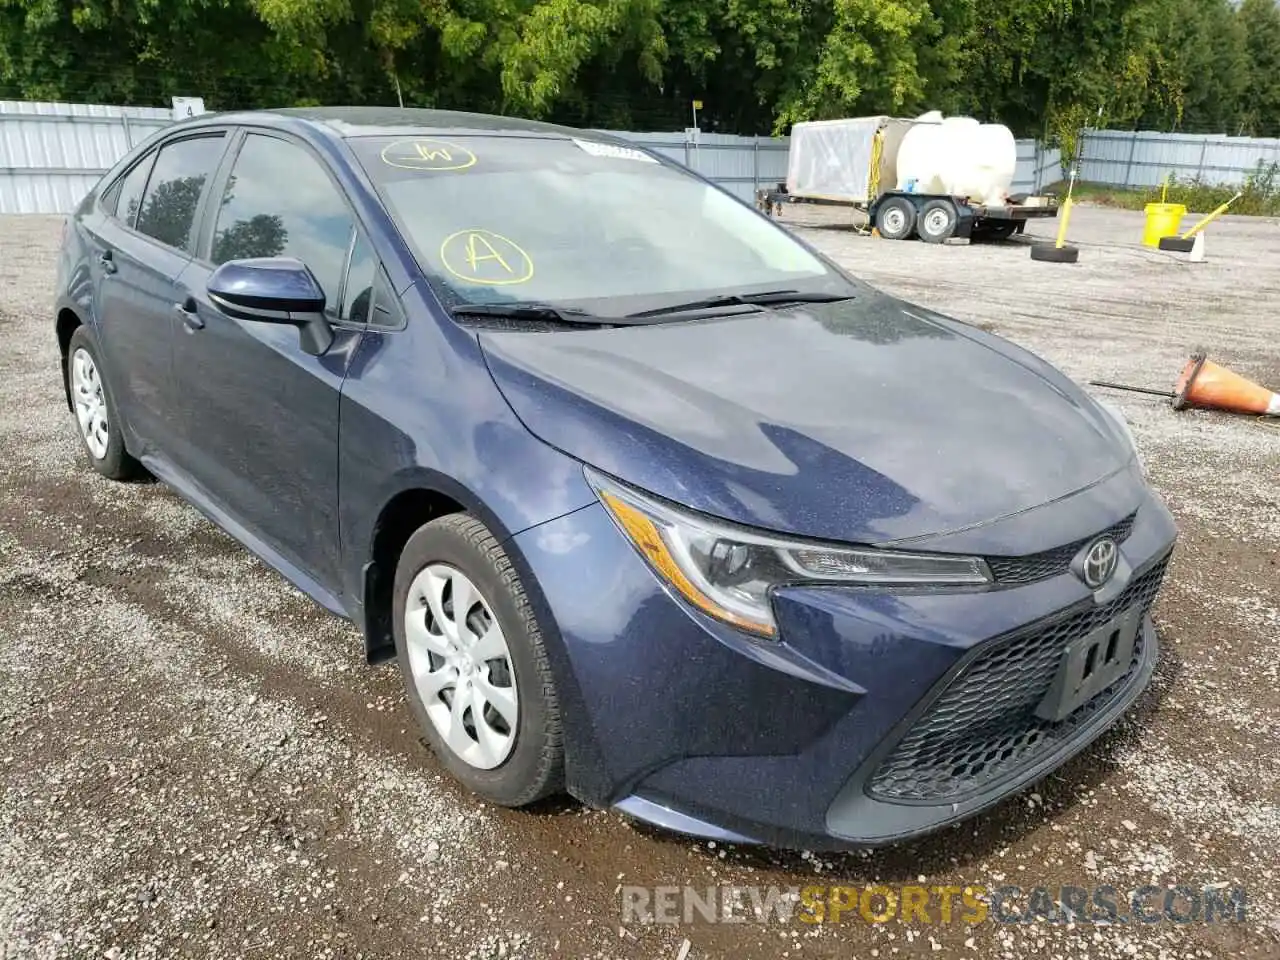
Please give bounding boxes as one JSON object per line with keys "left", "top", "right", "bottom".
{"left": 586, "top": 469, "right": 992, "bottom": 639}
{"left": 1096, "top": 399, "right": 1146, "bottom": 474}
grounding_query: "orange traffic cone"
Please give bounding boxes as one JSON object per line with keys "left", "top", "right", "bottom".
{"left": 1174, "top": 353, "right": 1280, "bottom": 416}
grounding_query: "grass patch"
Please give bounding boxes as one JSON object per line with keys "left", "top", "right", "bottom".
{"left": 1044, "top": 161, "right": 1280, "bottom": 217}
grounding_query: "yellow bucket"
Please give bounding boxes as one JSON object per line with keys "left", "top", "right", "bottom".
{"left": 1143, "top": 202, "right": 1186, "bottom": 247}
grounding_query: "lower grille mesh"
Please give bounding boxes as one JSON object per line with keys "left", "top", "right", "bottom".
{"left": 868, "top": 556, "right": 1169, "bottom": 803}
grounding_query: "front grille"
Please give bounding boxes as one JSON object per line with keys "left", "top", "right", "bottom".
{"left": 867, "top": 555, "right": 1169, "bottom": 804}
{"left": 986, "top": 512, "right": 1137, "bottom": 585}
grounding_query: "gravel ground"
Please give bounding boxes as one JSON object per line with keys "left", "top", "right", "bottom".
{"left": 1, "top": 205, "right": 1278, "bottom": 959}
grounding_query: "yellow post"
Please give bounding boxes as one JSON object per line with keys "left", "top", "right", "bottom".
{"left": 1180, "top": 191, "right": 1242, "bottom": 239}
{"left": 1055, "top": 166, "right": 1078, "bottom": 249}
{"left": 1055, "top": 198, "right": 1073, "bottom": 248}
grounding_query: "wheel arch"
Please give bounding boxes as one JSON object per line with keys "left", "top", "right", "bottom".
{"left": 360, "top": 484, "right": 470, "bottom": 665}
{"left": 56, "top": 306, "right": 84, "bottom": 411}
{"left": 357, "top": 470, "right": 557, "bottom": 664}
{"left": 356, "top": 475, "right": 607, "bottom": 805}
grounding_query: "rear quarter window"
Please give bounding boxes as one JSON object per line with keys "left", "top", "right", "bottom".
{"left": 104, "top": 154, "right": 156, "bottom": 228}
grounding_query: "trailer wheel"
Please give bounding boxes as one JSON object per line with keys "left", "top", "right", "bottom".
{"left": 918, "top": 200, "right": 958, "bottom": 243}
{"left": 875, "top": 198, "right": 916, "bottom": 241}
{"left": 1030, "top": 242, "right": 1080, "bottom": 263}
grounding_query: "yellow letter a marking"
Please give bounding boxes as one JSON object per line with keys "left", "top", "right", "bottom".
{"left": 465, "top": 233, "right": 514, "bottom": 274}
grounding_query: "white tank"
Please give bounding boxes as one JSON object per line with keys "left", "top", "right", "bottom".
{"left": 894, "top": 121, "right": 947, "bottom": 196}
{"left": 894, "top": 114, "right": 1018, "bottom": 205}
{"left": 966, "top": 122, "right": 1018, "bottom": 204}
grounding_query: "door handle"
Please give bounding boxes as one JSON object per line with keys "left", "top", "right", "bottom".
{"left": 98, "top": 251, "right": 117, "bottom": 274}
{"left": 174, "top": 299, "right": 204, "bottom": 331}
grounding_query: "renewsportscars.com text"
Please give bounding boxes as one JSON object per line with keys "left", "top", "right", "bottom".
{"left": 621, "top": 884, "right": 1248, "bottom": 926}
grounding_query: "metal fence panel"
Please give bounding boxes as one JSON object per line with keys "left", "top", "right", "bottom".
{"left": 0, "top": 101, "right": 171, "bottom": 213}
{"left": 602, "top": 130, "right": 791, "bottom": 203}
{"left": 8, "top": 102, "right": 1280, "bottom": 215}
{"left": 1078, "top": 129, "right": 1280, "bottom": 189}
{"left": 0, "top": 105, "right": 801, "bottom": 213}
{"left": 1012, "top": 141, "right": 1061, "bottom": 194}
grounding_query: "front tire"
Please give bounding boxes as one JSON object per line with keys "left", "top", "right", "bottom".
{"left": 875, "top": 197, "right": 917, "bottom": 241}
{"left": 67, "top": 326, "right": 141, "bottom": 481}
{"left": 393, "top": 514, "right": 564, "bottom": 806}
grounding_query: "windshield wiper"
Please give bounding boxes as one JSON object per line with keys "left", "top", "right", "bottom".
{"left": 626, "top": 290, "right": 855, "bottom": 319}
{"left": 450, "top": 303, "right": 651, "bottom": 326}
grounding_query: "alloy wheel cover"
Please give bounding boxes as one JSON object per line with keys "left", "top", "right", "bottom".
{"left": 404, "top": 563, "right": 519, "bottom": 770}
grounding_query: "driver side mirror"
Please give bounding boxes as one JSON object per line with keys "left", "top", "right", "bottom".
{"left": 207, "top": 257, "right": 335, "bottom": 356}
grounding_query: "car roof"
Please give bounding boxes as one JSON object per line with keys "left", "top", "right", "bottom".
{"left": 182, "top": 106, "right": 612, "bottom": 142}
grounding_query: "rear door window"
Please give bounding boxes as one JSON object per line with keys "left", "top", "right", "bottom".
{"left": 211, "top": 133, "right": 354, "bottom": 316}
{"left": 134, "top": 134, "right": 226, "bottom": 253}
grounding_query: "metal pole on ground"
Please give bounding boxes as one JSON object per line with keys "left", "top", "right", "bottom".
{"left": 752, "top": 135, "right": 759, "bottom": 197}
{"left": 1123, "top": 131, "right": 1139, "bottom": 189}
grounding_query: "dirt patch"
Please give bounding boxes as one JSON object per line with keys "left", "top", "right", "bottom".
{"left": 1, "top": 208, "right": 1277, "bottom": 959}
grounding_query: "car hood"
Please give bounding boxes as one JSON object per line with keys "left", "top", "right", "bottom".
{"left": 478, "top": 294, "right": 1131, "bottom": 545}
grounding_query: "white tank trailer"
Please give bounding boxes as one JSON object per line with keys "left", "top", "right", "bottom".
{"left": 760, "top": 112, "right": 1059, "bottom": 243}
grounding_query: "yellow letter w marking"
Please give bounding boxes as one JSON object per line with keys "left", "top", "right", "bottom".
{"left": 415, "top": 143, "right": 452, "bottom": 162}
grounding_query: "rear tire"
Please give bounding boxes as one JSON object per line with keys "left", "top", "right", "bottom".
{"left": 66, "top": 326, "right": 141, "bottom": 481}
{"left": 918, "top": 199, "right": 959, "bottom": 243}
{"left": 393, "top": 513, "right": 564, "bottom": 807}
{"left": 1030, "top": 243, "right": 1080, "bottom": 263}
{"left": 875, "top": 197, "right": 916, "bottom": 241}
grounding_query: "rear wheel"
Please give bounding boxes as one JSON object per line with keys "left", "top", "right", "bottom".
{"left": 67, "top": 326, "right": 141, "bottom": 481}
{"left": 875, "top": 197, "right": 916, "bottom": 241}
{"left": 918, "top": 199, "right": 959, "bottom": 243}
{"left": 393, "top": 513, "right": 564, "bottom": 806}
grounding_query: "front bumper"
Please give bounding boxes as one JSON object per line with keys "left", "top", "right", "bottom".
{"left": 512, "top": 484, "right": 1177, "bottom": 851}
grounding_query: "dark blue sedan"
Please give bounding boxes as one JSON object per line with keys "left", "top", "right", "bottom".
{"left": 54, "top": 108, "right": 1176, "bottom": 849}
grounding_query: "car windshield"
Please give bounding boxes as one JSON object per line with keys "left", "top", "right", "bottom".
{"left": 351, "top": 134, "right": 853, "bottom": 318}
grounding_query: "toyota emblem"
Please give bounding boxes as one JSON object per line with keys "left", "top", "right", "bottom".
{"left": 1081, "top": 537, "right": 1119, "bottom": 589}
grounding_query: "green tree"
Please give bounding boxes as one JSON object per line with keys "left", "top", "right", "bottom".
{"left": 771, "top": 0, "right": 960, "bottom": 133}
{"left": 213, "top": 214, "right": 289, "bottom": 263}
{"left": 134, "top": 174, "right": 206, "bottom": 249}
{"left": 1, "top": 0, "right": 1275, "bottom": 144}
{"left": 1132, "top": 0, "right": 1248, "bottom": 134}
{"left": 1239, "top": 0, "right": 1280, "bottom": 136}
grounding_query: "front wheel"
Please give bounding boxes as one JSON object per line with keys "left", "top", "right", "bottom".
{"left": 875, "top": 197, "right": 917, "bottom": 241}
{"left": 393, "top": 514, "right": 564, "bottom": 806}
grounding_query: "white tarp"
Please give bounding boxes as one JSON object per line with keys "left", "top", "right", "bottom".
{"left": 785, "top": 116, "right": 919, "bottom": 204}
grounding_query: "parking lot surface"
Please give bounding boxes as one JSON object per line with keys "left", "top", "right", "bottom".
{"left": 2, "top": 206, "right": 1277, "bottom": 959}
